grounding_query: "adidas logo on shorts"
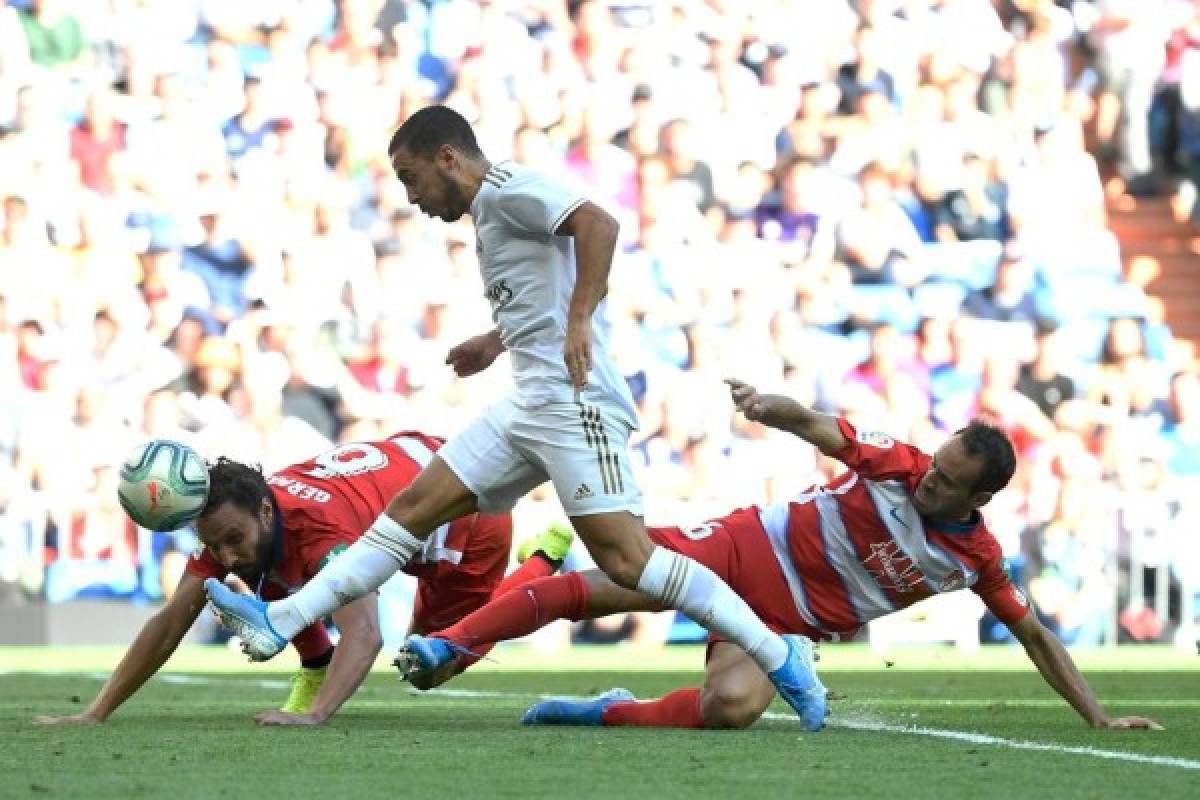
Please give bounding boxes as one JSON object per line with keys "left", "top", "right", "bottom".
{"left": 573, "top": 483, "right": 594, "bottom": 501}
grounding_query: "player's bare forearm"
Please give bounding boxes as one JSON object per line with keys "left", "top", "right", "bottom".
{"left": 446, "top": 329, "right": 506, "bottom": 378}
{"left": 1009, "top": 613, "right": 1110, "bottom": 727}
{"left": 726, "top": 379, "right": 849, "bottom": 455}
{"left": 306, "top": 595, "right": 382, "bottom": 722}
{"left": 560, "top": 202, "right": 618, "bottom": 324}
{"left": 41, "top": 574, "right": 205, "bottom": 724}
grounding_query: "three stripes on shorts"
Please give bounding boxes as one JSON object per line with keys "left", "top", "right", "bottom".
{"left": 576, "top": 402, "right": 623, "bottom": 496}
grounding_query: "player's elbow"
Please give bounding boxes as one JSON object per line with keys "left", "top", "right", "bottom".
{"left": 572, "top": 203, "right": 619, "bottom": 245}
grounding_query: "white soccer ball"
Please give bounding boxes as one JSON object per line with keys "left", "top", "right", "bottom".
{"left": 117, "top": 439, "right": 210, "bottom": 531}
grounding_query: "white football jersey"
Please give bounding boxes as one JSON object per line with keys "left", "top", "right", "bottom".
{"left": 470, "top": 161, "right": 637, "bottom": 424}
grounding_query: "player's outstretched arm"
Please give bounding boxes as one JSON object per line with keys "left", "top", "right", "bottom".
{"left": 255, "top": 593, "right": 382, "bottom": 726}
{"left": 558, "top": 201, "right": 619, "bottom": 389}
{"left": 726, "top": 379, "right": 849, "bottom": 456}
{"left": 33, "top": 572, "right": 208, "bottom": 725}
{"left": 1007, "top": 612, "right": 1163, "bottom": 730}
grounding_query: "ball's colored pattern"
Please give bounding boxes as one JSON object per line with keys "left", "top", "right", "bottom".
{"left": 117, "top": 439, "right": 209, "bottom": 531}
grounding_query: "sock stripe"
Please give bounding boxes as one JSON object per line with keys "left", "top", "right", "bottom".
{"left": 661, "top": 555, "right": 689, "bottom": 607}
{"left": 362, "top": 530, "right": 407, "bottom": 563}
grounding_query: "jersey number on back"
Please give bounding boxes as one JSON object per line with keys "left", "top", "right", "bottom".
{"left": 303, "top": 443, "right": 389, "bottom": 479}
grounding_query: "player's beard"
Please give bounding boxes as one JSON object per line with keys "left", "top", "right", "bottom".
{"left": 233, "top": 518, "right": 275, "bottom": 585}
{"left": 439, "top": 173, "right": 469, "bottom": 221}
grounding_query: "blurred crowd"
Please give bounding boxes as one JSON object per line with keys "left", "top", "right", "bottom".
{"left": 0, "top": 0, "right": 1198, "bottom": 647}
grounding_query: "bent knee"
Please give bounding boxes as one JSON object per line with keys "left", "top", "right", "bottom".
{"left": 700, "top": 687, "right": 766, "bottom": 730}
{"left": 590, "top": 549, "right": 648, "bottom": 590}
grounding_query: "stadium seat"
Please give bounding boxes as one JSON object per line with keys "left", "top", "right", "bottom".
{"left": 846, "top": 285, "right": 920, "bottom": 332}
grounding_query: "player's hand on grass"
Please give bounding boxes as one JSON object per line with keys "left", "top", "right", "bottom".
{"left": 254, "top": 710, "right": 323, "bottom": 727}
{"left": 1102, "top": 715, "right": 1164, "bottom": 730}
{"left": 564, "top": 318, "right": 592, "bottom": 390}
{"left": 33, "top": 713, "right": 100, "bottom": 726}
{"left": 446, "top": 331, "right": 504, "bottom": 378}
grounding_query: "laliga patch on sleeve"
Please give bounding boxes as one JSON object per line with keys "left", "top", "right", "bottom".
{"left": 319, "top": 543, "right": 350, "bottom": 571}
{"left": 856, "top": 429, "right": 894, "bottom": 449}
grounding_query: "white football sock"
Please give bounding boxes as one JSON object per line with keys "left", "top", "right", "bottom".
{"left": 266, "top": 515, "right": 423, "bottom": 639}
{"left": 635, "top": 546, "right": 789, "bottom": 673}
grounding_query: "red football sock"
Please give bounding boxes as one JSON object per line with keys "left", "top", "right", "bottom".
{"left": 491, "top": 553, "right": 556, "bottom": 598}
{"left": 600, "top": 688, "right": 705, "bottom": 728}
{"left": 436, "top": 571, "right": 590, "bottom": 652}
{"left": 454, "top": 555, "right": 559, "bottom": 668}
{"left": 291, "top": 623, "right": 334, "bottom": 664}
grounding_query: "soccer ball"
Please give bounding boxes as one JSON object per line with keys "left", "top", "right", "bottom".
{"left": 117, "top": 439, "right": 210, "bottom": 531}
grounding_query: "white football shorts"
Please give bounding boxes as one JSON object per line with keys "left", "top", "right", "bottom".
{"left": 438, "top": 393, "right": 643, "bottom": 517}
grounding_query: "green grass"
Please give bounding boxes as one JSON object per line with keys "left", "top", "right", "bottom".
{"left": 2, "top": 645, "right": 1198, "bottom": 799}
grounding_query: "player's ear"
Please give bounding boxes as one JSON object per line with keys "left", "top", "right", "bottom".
{"left": 260, "top": 496, "right": 273, "bottom": 526}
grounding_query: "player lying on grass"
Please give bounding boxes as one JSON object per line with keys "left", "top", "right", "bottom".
{"left": 398, "top": 380, "right": 1162, "bottom": 732}
{"left": 33, "top": 432, "right": 572, "bottom": 727}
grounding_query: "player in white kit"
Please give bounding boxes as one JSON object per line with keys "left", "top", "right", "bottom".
{"left": 206, "top": 105, "right": 826, "bottom": 729}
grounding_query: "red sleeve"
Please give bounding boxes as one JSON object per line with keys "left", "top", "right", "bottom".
{"left": 830, "top": 418, "right": 931, "bottom": 483}
{"left": 971, "top": 552, "right": 1031, "bottom": 626}
{"left": 185, "top": 549, "right": 226, "bottom": 581}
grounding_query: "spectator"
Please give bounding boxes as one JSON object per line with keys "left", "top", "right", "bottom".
{"left": 1017, "top": 324, "right": 1077, "bottom": 419}
{"left": 0, "top": 0, "right": 1190, "bottom": 649}
{"left": 961, "top": 245, "right": 1039, "bottom": 323}
{"left": 935, "top": 152, "right": 1009, "bottom": 243}
{"left": 837, "top": 161, "right": 925, "bottom": 287}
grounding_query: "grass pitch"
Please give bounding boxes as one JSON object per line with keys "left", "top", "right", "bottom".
{"left": 2, "top": 645, "right": 1197, "bottom": 799}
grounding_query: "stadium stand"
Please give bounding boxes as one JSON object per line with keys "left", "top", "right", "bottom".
{"left": 0, "top": 0, "right": 1196, "bottom": 649}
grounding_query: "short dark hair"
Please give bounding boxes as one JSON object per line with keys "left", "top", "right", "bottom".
{"left": 201, "top": 457, "right": 270, "bottom": 518}
{"left": 387, "top": 105, "right": 483, "bottom": 160}
{"left": 955, "top": 420, "right": 1016, "bottom": 494}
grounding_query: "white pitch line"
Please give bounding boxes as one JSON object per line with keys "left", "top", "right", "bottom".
{"left": 23, "top": 672, "right": 1197, "bottom": 771}
{"left": 762, "top": 711, "right": 1200, "bottom": 770}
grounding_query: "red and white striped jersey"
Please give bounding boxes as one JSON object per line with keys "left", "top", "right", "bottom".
{"left": 755, "top": 418, "right": 1029, "bottom": 640}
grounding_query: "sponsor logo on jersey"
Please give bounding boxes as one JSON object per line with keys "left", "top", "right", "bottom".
{"left": 938, "top": 569, "right": 966, "bottom": 591}
{"left": 573, "top": 483, "right": 594, "bottom": 501}
{"left": 485, "top": 279, "right": 513, "bottom": 310}
{"left": 856, "top": 429, "right": 894, "bottom": 449}
{"left": 862, "top": 540, "right": 927, "bottom": 594}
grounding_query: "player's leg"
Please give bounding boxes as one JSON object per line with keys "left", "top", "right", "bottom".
{"left": 523, "top": 642, "right": 775, "bottom": 729}
{"left": 280, "top": 624, "right": 334, "bottom": 713}
{"left": 207, "top": 405, "right": 532, "bottom": 658}
{"left": 398, "top": 566, "right": 659, "bottom": 678}
{"left": 403, "top": 513, "right": 563, "bottom": 689}
{"left": 533, "top": 397, "right": 822, "bottom": 728}
{"left": 406, "top": 522, "right": 733, "bottom": 658}
{"left": 697, "top": 642, "right": 777, "bottom": 728}
{"left": 566, "top": 511, "right": 803, "bottom": 710}
{"left": 522, "top": 404, "right": 784, "bottom": 663}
